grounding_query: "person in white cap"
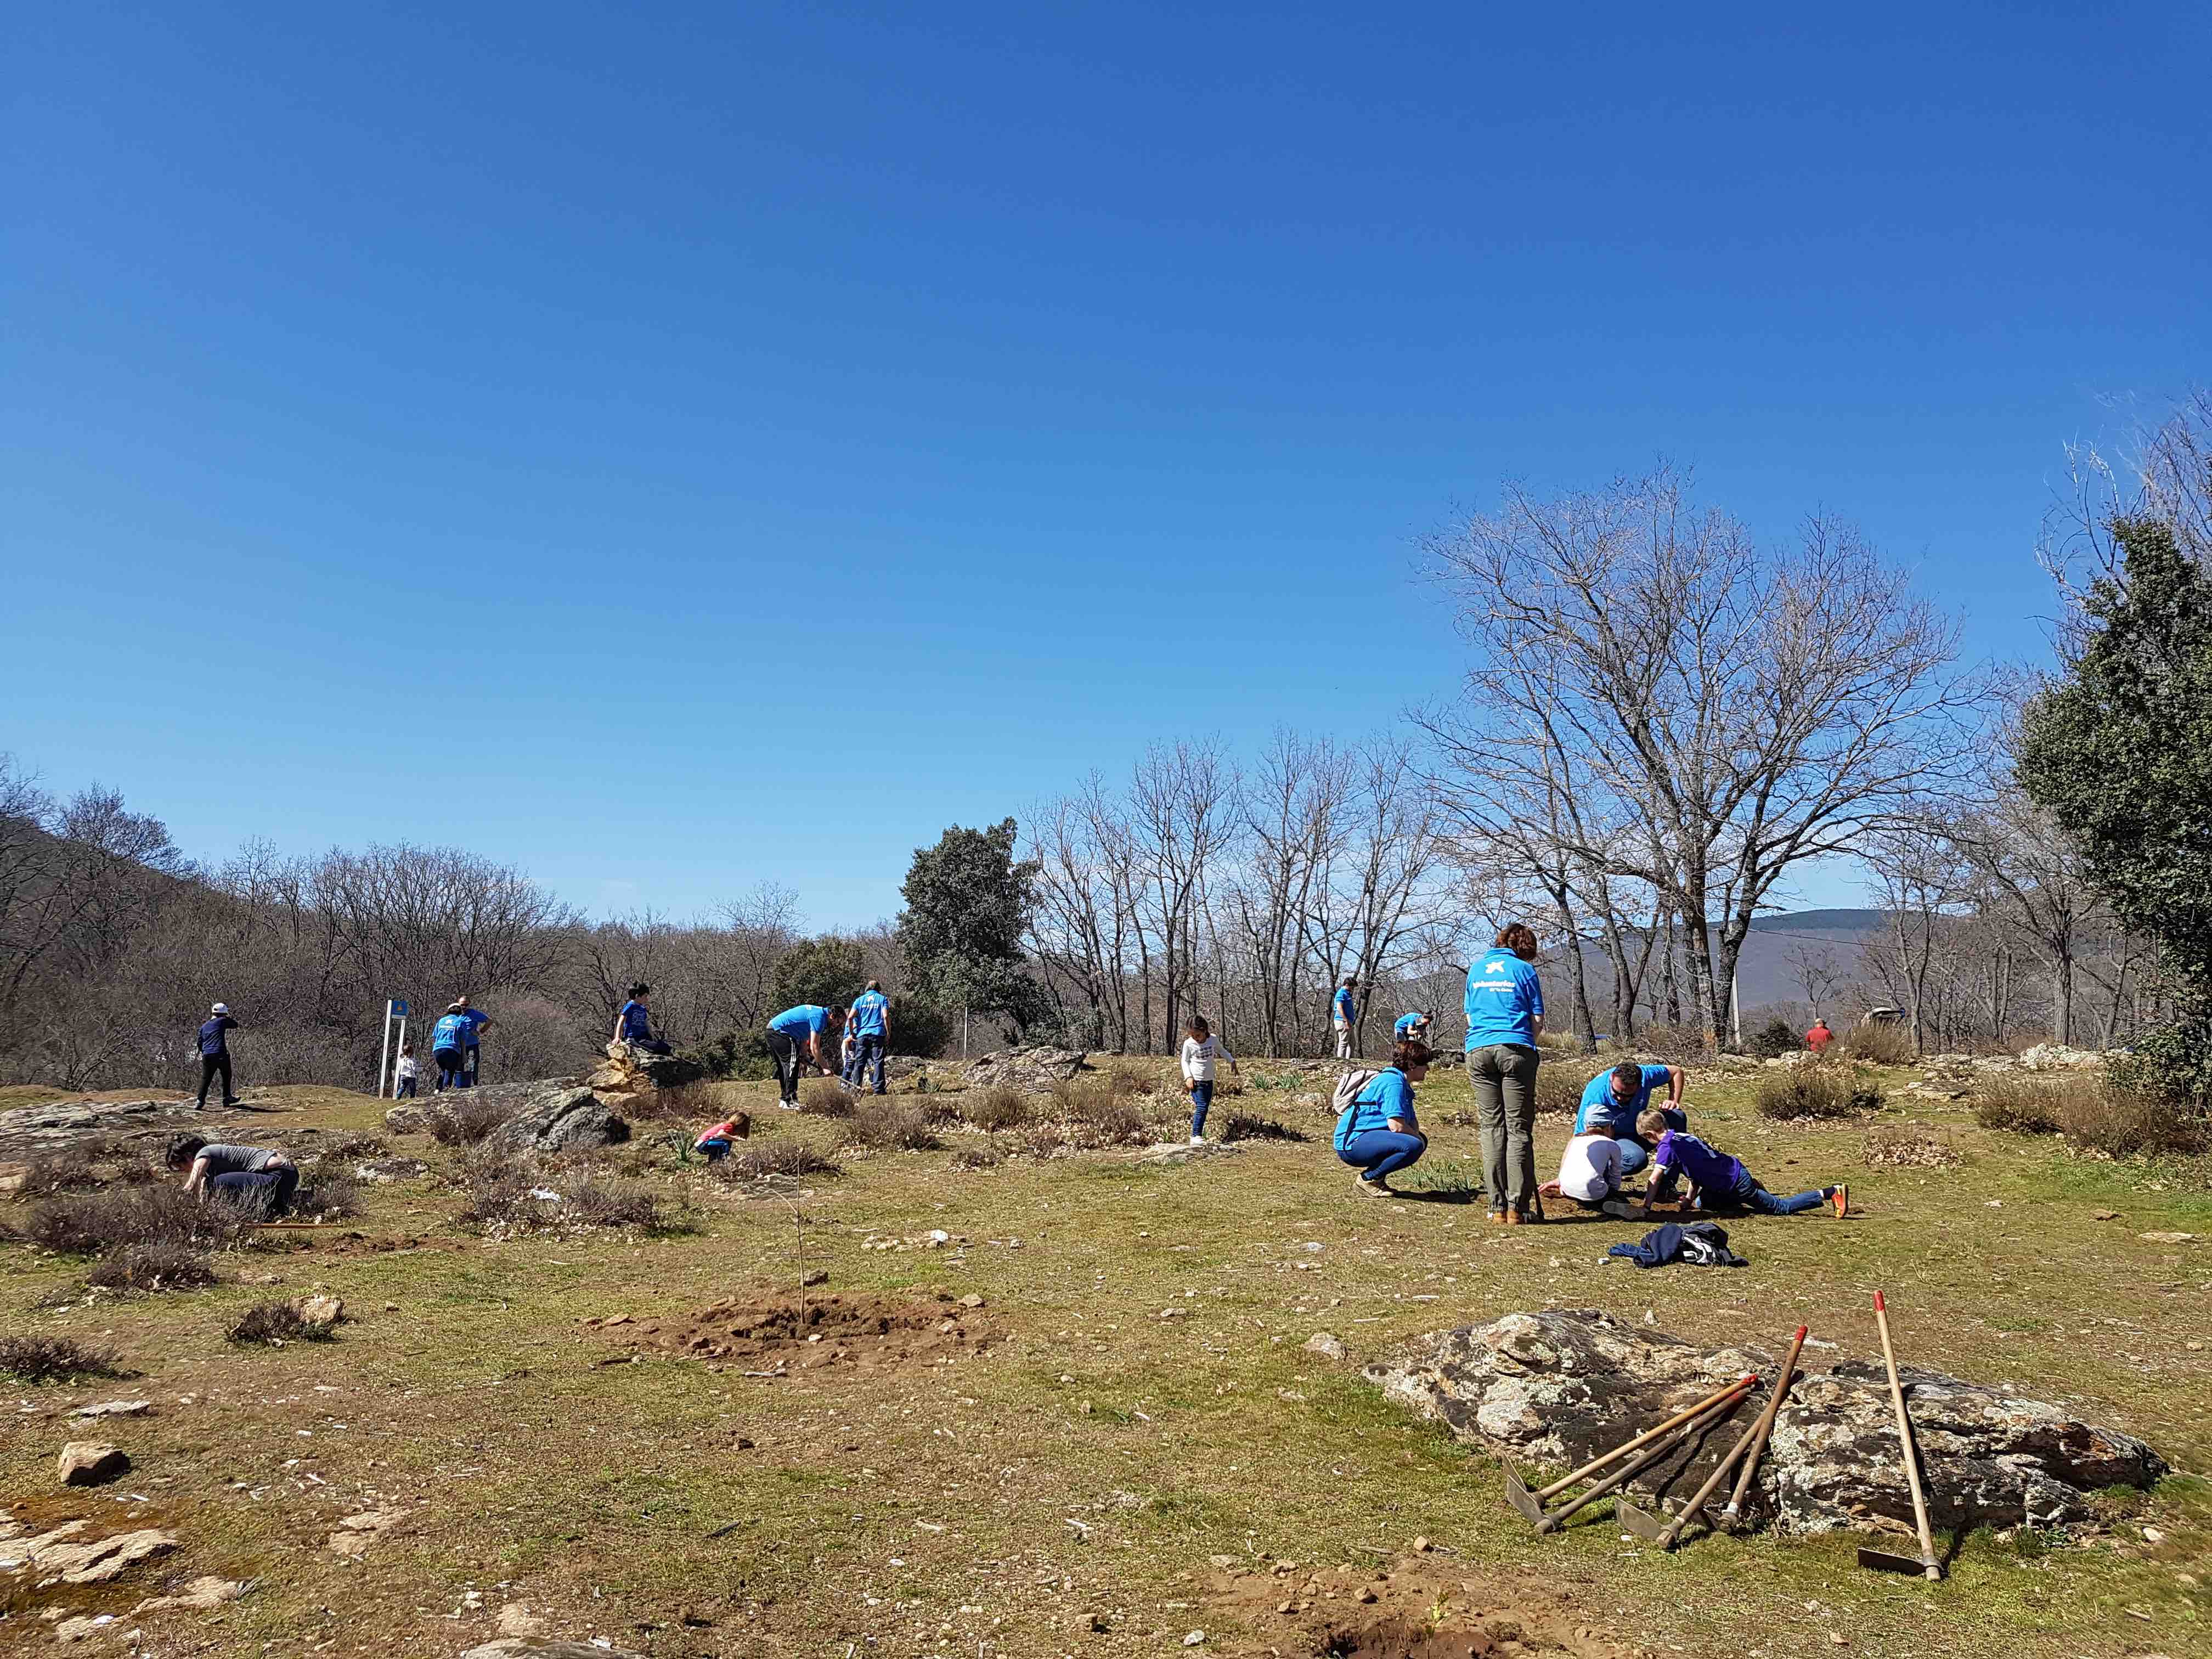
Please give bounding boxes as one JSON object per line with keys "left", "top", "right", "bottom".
{"left": 195, "top": 1002, "right": 242, "bottom": 1108}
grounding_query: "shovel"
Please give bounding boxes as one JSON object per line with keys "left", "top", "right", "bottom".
{"left": 1616, "top": 1363, "right": 1783, "bottom": 1551}
{"left": 1856, "top": 1290, "right": 1945, "bottom": 1581}
{"left": 1505, "top": 1378, "right": 1756, "bottom": 1533}
{"left": 1715, "top": 1324, "right": 1808, "bottom": 1529}
{"left": 1503, "top": 1372, "right": 1758, "bottom": 1518}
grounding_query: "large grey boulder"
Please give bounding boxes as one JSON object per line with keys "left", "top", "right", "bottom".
{"left": 963, "top": 1047, "right": 1088, "bottom": 1093}
{"left": 1365, "top": 1308, "right": 2164, "bottom": 1538}
{"left": 486, "top": 1086, "right": 630, "bottom": 1153}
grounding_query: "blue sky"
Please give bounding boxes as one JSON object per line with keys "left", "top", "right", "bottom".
{"left": 6, "top": 2, "right": 2206, "bottom": 929}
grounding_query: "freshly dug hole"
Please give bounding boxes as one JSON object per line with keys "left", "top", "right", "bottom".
{"left": 599, "top": 1290, "right": 992, "bottom": 1373}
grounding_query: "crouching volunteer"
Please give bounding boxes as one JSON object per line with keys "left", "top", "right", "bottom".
{"left": 167, "top": 1135, "right": 298, "bottom": 1216}
{"left": 1575, "top": 1059, "right": 1688, "bottom": 1176}
{"left": 1332, "top": 1039, "right": 1432, "bottom": 1198}
{"left": 765, "top": 1002, "right": 846, "bottom": 1109}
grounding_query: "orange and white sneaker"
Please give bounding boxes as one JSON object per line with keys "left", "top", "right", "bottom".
{"left": 1830, "top": 1184, "right": 1849, "bottom": 1218}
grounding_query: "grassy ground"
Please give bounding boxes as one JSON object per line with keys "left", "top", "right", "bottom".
{"left": 2, "top": 1061, "right": 2208, "bottom": 1658}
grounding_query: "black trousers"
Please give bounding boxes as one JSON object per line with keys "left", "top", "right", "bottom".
{"left": 766, "top": 1029, "right": 805, "bottom": 1102}
{"left": 197, "top": 1052, "right": 233, "bottom": 1106}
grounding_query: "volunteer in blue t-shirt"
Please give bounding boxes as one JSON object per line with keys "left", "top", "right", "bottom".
{"left": 1333, "top": 1039, "right": 1434, "bottom": 1196}
{"left": 844, "top": 980, "right": 892, "bottom": 1096}
{"left": 1573, "top": 1060, "right": 1688, "bottom": 1176}
{"left": 1464, "top": 922, "right": 1547, "bottom": 1224}
{"left": 430, "top": 1007, "right": 473, "bottom": 1092}
{"left": 611, "top": 983, "right": 673, "bottom": 1056}
{"left": 453, "top": 994, "right": 493, "bottom": 1085}
{"left": 765, "top": 1002, "right": 847, "bottom": 1108}
{"left": 1331, "top": 978, "right": 1359, "bottom": 1059}
{"left": 1393, "top": 1010, "right": 1432, "bottom": 1043}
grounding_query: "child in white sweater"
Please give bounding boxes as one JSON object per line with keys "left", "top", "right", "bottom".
{"left": 1179, "top": 1016, "right": 1239, "bottom": 1145}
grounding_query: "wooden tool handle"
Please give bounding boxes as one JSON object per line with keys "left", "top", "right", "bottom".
{"left": 1658, "top": 1403, "right": 1771, "bottom": 1547}
{"left": 1536, "top": 1372, "right": 1760, "bottom": 1502}
{"left": 1723, "top": 1325, "right": 1808, "bottom": 1517}
{"left": 1543, "top": 1384, "right": 1753, "bottom": 1530}
{"left": 1872, "top": 1291, "right": 1940, "bottom": 1575}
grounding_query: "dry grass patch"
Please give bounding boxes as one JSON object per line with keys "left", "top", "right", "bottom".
{"left": 1838, "top": 1021, "right": 1916, "bottom": 1064}
{"left": 1754, "top": 1063, "right": 1884, "bottom": 1121}
{"left": 228, "top": 1299, "right": 339, "bottom": 1344}
{"left": 710, "top": 1142, "right": 843, "bottom": 1182}
{"left": 841, "top": 1098, "right": 940, "bottom": 1152}
{"left": 1863, "top": 1124, "right": 1964, "bottom": 1169}
{"left": 963, "top": 1084, "right": 1030, "bottom": 1133}
{"left": 426, "top": 1093, "right": 512, "bottom": 1146}
{"left": 798, "top": 1077, "right": 856, "bottom": 1117}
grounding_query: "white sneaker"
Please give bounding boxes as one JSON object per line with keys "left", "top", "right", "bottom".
{"left": 1189, "top": 1134, "right": 1205, "bottom": 1146}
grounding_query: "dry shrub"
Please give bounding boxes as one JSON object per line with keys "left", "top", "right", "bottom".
{"left": 1754, "top": 1064, "right": 1885, "bottom": 1122}
{"left": 1220, "top": 1113, "right": 1307, "bottom": 1143}
{"left": 0, "top": 1334, "right": 125, "bottom": 1384}
{"left": 1018, "top": 1122, "right": 1068, "bottom": 1159}
{"left": 949, "top": 1144, "right": 1002, "bottom": 1171}
{"left": 1839, "top": 1022, "right": 1917, "bottom": 1065}
{"left": 15, "top": 1150, "right": 106, "bottom": 1196}
{"left": 2057, "top": 1084, "right": 2208, "bottom": 1159}
{"left": 799, "top": 1077, "right": 855, "bottom": 1118}
{"left": 1533, "top": 1064, "right": 1588, "bottom": 1116}
{"left": 1637, "top": 1022, "right": 1716, "bottom": 1060}
{"left": 451, "top": 1148, "right": 669, "bottom": 1231}
{"left": 427, "top": 1094, "right": 512, "bottom": 1146}
{"left": 1863, "top": 1125, "right": 1963, "bottom": 1169}
{"left": 565, "top": 1179, "right": 664, "bottom": 1229}
{"left": 1975, "top": 1074, "right": 2066, "bottom": 1135}
{"left": 713, "top": 1142, "right": 842, "bottom": 1181}
{"left": 319, "top": 1135, "right": 387, "bottom": 1161}
{"left": 452, "top": 1150, "right": 539, "bottom": 1228}
{"left": 842, "top": 1098, "right": 940, "bottom": 1152}
{"left": 1068, "top": 1097, "right": 1146, "bottom": 1148}
{"left": 964, "top": 1084, "right": 1030, "bottom": 1133}
{"left": 27, "top": 1186, "right": 245, "bottom": 1256}
{"left": 227, "top": 1301, "right": 336, "bottom": 1345}
{"left": 87, "top": 1242, "right": 221, "bottom": 1293}
{"left": 292, "top": 1171, "right": 362, "bottom": 1220}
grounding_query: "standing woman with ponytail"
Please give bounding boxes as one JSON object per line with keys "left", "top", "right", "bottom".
{"left": 1465, "top": 922, "right": 1547, "bottom": 1224}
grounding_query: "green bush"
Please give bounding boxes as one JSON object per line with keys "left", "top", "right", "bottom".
{"left": 1743, "top": 1015, "right": 1803, "bottom": 1059}
{"left": 1754, "top": 1063, "right": 1884, "bottom": 1121}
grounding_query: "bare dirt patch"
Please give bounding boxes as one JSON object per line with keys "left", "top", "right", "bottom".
{"left": 1207, "top": 1555, "right": 1633, "bottom": 1659}
{"left": 594, "top": 1290, "right": 994, "bottom": 1374}
{"left": 256, "top": 1229, "right": 471, "bottom": 1256}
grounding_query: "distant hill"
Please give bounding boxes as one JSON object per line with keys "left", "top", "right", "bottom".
{"left": 1736, "top": 909, "right": 1886, "bottom": 1011}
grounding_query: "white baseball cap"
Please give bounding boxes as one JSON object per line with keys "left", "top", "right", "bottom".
{"left": 211, "top": 1002, "right": 229, "bottom": 1015}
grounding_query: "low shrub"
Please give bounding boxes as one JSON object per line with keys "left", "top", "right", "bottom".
{"left": 565, "top": 1179, "right": 665, "bottom": 1230}
{"left": 842, "top": 1099, "right": 940, "bottom": 1152}
{"left": 319, "top": 1135, "right": 387, "bottom": 1161}
{"left": 799, "top": 1078, "right": 855, "bottom": 1118}
{"left": 713, "top": 1142, "right": 843, "bottom": 1181}
{"left": 2056, "top": 1085, "right": 2209, "bottom": 1159}
{"left": 1018, "top": 1122, "right": 1068, "bottom": 1160}
{"left": 0, "top": 1334, "right": 125, "bottom": 1384}
{"left": 1220, "top": 1114, "right": 1307, "bottom": 1143}
{"left": 1635, "top": 1021, "right": 1716, "bottom": 1060}
{"left": 15, "top": 1150, "right": 106, "bottom": 1196}
{"left": 1862, "top": 1125, "right": 1963, "bottom": 1169}
{"left": 1743, "top": 1015, "right": 1804, "bottom": 1059}
{"left": 87, "top": 1242, "right": 222, "bottom": 1293}
{"left": 1754, "top": 1064, "right": 1885, "bottom": 1122}
{"left": 1974, "top": 1074, "right": 2066, "bottom": 1135}
{"left": 427, "top": 1094, "right": 512, "bottom": 1147}
{"left": 292, "top": 1171, "right": 363, "bottom": 1221}
{"left": 27, "top": 1186, "right": 245, "bottom": 1256}
{"left": 963, "top": 1084, "right": 1030, "bottom": 1133}
{"left": 1532, "top": 1063, "right": 1588, "bottom": 1116}
{"left": 1067, "top": 1098, "right": 1146, "bottom": 1148}
{"left": 949, "top": 1144, "right": 1002, "bottom": 1171}
{"left": 1397, "top": 1160, "right": 1482, "bottom": 1198}
{"left": 227, "top": 1301, "right": 337, "bottom": 1345}
{"left": 1838, "top": 1022, "right": 1916, "bottom": 1065}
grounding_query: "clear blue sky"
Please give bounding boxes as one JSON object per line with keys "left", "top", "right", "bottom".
{"left": 7, "top": 3, "right": 2205, "bottom": 929}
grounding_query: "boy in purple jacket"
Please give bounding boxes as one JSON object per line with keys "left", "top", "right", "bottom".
{"left": 1634, "top": 1111, "right": 1846, "bottom": 1218}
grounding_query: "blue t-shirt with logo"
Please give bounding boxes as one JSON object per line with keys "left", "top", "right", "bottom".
{"left": 618, "top": 1000, "right": 652, "bottom": 1041}
{"left": 850, "top": 990, "right": 888, "bottom": 1036}
{"left": 769, "top": 1005, "right": 830, "bottom": 1038}
{"left": 1575, "top": 1064, "right": 1675, "bottom": 1136}
{"left": 1393, "top": 1012, "right": 1427, "bottom": 1039}
{"left": 456, "top": 1008, "right": 490, "bottom": 1048}
{"left": 431, "top": 1013, "right": 470, "bottom": 1052}
{"left": 1333, "top": 1068, "right": 1416, "bottom": 1150}
{"left": 1463, "top": 948, "right": 1545, "bottom": 1048}
{"left": 1333, "top": 987, "right": 1355, "bottom": 1025}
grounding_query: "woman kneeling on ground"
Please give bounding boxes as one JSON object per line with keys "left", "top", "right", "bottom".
{"left": 1334, "top": 1039, "right": 1432, "bottom": 1198}
{"left": 166, "top": 1134, "right": 298, "bottom": 1217}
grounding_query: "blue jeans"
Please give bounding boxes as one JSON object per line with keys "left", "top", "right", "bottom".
{"left": 1189, "top": 1080, "right": 1214, "bottom": 1137}
{"left": 1727, "top": 1172, "right": 1825, "bottom": 1215}
{"left": 1339, "top": 1130, "right": 1426, "bottom": 1182}
{"left": 848, "top": 1033, "right": 887, "bottom": 1094}
{"left": 696, "top": 1137, "right": 732, "bottom": 1161}
{"left": 434, "top": 1049, "right": 466, "bottom": 1091}
{"left": 395, "top": 1076, "right": 417, "bottom": 1099}
{"left": 210, "top": 1166, "right": 297, "bottom": 1216}
{"left": 1615, "top": 1108, "right": 1686, "bottom": 1176}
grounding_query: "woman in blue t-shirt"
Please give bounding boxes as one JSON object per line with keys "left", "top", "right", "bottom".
{"left": 1333, "top": 1039, "right": 1433, "bottom": 1197}
{"left": 1464, "top": 922, "right": 1547, "bottom": 1224}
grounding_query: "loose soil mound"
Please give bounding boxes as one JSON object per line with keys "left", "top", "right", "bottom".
{"left": 597, "top": 1291, "right": 992, "bottom": 1373}
{"left": 1208, "top": 1556, "right": 1632, "bottom": 1658}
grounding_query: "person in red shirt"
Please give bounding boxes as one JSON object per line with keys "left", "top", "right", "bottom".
{"left": 1805, "top": 1018, "right": 1834, "bottom": 1054}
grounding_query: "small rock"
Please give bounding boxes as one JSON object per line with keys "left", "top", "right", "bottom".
{"left": 599, "top": 1313, "right": 631, "bottom": 1327}
{"left": 354, "top": 1156, "right": 430, "bottom": 1182}
{"left": 69, "top": 1401, "right": 151, "bottom": 1420}
{"left": 2092, "top": 1210, "right": 2119, "bottom": 1221}
{"left": 2140, "top": 1232, "right": 2198, "bottom": 1244}
{"left": 2143, "top": 1526, "right": 2165, "bottom": 1543}
{"left": 382, "top": 1104, "right": 432, "bottom": 1135}
{"left": 802, "top": 1271, "right": 828, "bottom": 1288}
{"left": 1182, "top": 1632, "right": 1206, "bottom": 1646}
{"left": 1302, "top": 1333, "right": 1348, "bottom": 1362}
{"left": 460, "top": 1643, "right": 647, "bottom": 1659}
{"left": 289, "top": 1294, "right": 344, "bottom": 1326}
{"left": 383, "top": 1301, "right": 399, "bottom": 1312}
{"left": 130, "top": 1576, "right": 245, "bottom": 1614}
{"left": 957, "top": 1293, "right": 985, "bottom": 1308}
{"left": 1411, "top": 1534, "right": 1431, "bottom": 1552}
{"left": 1277, "top": 1389, "right": 1306, "bottom": 1403}
{"left": 58, "top": 1442, "right": 129, "bottom": 1487}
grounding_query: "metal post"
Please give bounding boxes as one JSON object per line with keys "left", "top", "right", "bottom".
{"left": 1730, "top": 966, "right": 1741, "bottom": 1051}
{"left": 376, "top": 1000, "right": 397, "bottom": 1099}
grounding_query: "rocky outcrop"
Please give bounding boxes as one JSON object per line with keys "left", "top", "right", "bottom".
{"left": 1365, "top": 1309, "right": 2163, "bottom": 1538}
{"left": 486, "top": 1086, "right": 630, "bottom": 1153}
{"left": 586, "top": 1041, "right": 707, "bottom": 1105}
{"left": 964, "top": 1047, "right": 1088, "bottom": 1093}
{"left": 0, "top": 1096, "right": 196, "bottom": 1158}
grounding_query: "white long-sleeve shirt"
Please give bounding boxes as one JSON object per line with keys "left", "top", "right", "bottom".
{"left": 1180, "top": 1035, "right": 1235, "bottom": 1084}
